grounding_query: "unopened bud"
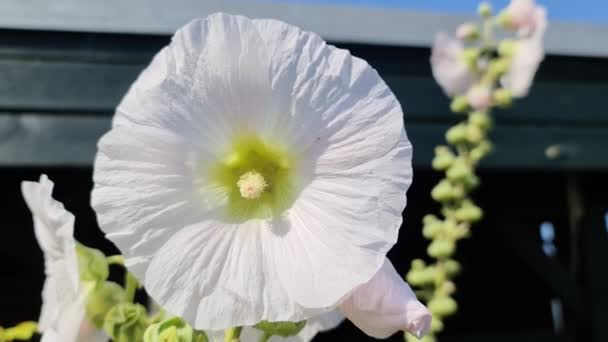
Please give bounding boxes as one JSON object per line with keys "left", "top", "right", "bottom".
{"left": 86, "top": 281, "right": 126, "bottom": 328}
{"left": 478, "top": 2, "right": 493, "bottom": 17}
{"left": 450, "top": 96, "right": 469, "bottom": 113}
{"left": 427, "top": 239, "right": 456, "bottom": 259}
{"left": 103, "top": 303, "right": 148, "bottom": 342}
{"left": 445, "top": 124, "right": 468, "bottom": 144}
{"left": 143, "top": 317, "right": 207, "bottom": 342}
{"left": 493, "top": 88, "right": 513, "bottom": 107}
{"left": 428, "top": 296, "right": 458, "bottom": 316}
{"left": 467, "top": 85, "right": 492, "bottom": 111}
{"left": 76, "top": 243, "right": 109, "bottom": 283}
{"left": 456, "top": 23, "right": 479, "bottom": 41}
{"left": 469, "top": 111, "right": 492, "bottom": 130}
{"left": 254, "top": 321, "right": 306, "bottom": 338}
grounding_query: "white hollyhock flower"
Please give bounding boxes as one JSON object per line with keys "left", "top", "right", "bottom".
{"left": 430, "top": 32, "right": 475, "bottom": 96}
{"left": 501, "top": 6, "right": 547, "bottom": 97}
{"left": 339, "top": 258, "right": 431, "bottom": 339}
{"left": 92, "top": 13, "right": 412, "bottom": 330}
{"left": 22, "top": 175, "right": 106, "bottom": 342}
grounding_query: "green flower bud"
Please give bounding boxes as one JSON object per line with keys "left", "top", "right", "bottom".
{"left": 445, "top": 124, "right": 467, "bottom": 144}
{"left": 470, "top": 141, "right": 493, "bottom": 162}
{"left": 461, "top": 48, "right": 480, "bottom": 71}
{"left": 406, "top": 269, "right": 426, "bottom": 286}
{"left": 496, "top": 11, "right": 512, "bottom": 29}
{"left": 449, "top": 96, "right": 469, "bottom": 113}
{"left": 478, "top": 2, "right": 492, "bottom": 17}
{"left": 444, "top": 259, "right": 462, "bottom": 276}
{"left": 446, "top": 159, "right": 472, "bottom": 182}
{"left": 430, "top": 317, "right": 444, "bottom": 333}
{"left": 428, "top": 296, "right": 458, "bottom": 316}
{"left": 498, "top": 39, "right": 517, "bottom": 57}
{"left": 462, "top": 174, "right": 480, "bottom": 190}
{"left": 254, "top": 321, "right": 306, "bottom": 338}
{"left": 456, "top": 23, "right": 480, "bottom": 41}
{"left": 86, "top": 281, "right": 126, "bottom": 328}
{"left": 103, "top": 303, "right": 148, "bottom": 342}
{"left": 427, "top": 239, "right": 456, "bottom": 259}
{"left": 432, "top": 146, "right": 455, "bottom": 171}
{"left": 144, "top": 317, "right": 207, "bottom": 342}
{"left": 469, "top": 111, "right": 492, "bottom": 131}
{"left": 76, "top": 243, "right": 109, "bottom": 283}
{"left": 423, "top": 219, "right": 444, "bottom": 239}
{"left": 487, "top": 59, "right": 510, "bottom": 80}
{"left": 431, "top": 180, "right": 453, "bottom": 202}
{"left": 440, "top": 281, "right": 457, "bottom": 296}
{"left": 493, "top": 88, "right": 513, "bottom": 107}
{"left": 455, "top": 202, "right": 483, "bottom": 223}
{"left": 466, "top": 124, "right": 484, "bottom": 144}
{"left": 411, "top": 258, "right": 426, "bottom": 270}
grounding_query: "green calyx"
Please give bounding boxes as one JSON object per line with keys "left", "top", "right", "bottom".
{"left": 86, "top": 281, "right": 126, "bottom": 328}
{"left": 210, "top": 134, "right": 297, "bottom": 220}
{"left": 103, "top": 303, "right": 148, "bottom": 342}
{"left": 76, "top": 243, "right": 109, "bottom": 283}
{"left": 254, "top": 320, "right": 306, "bottom": 338}
{"left": 144, "top": 317, "right": 207, "bottom": 342}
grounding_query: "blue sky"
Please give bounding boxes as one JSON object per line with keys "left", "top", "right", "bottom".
{"left": 276, "top": 0, "right": 608, "bottom": 24}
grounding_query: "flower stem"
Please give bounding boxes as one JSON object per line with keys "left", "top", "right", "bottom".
{"left": 124, "top": 271, "right": 138, "bottom": 303}
{"left": 224, "top": 327, "right": 242, "bottom": 342}
{"left": 107, "top": 255, "right": 125, "bottom": 266}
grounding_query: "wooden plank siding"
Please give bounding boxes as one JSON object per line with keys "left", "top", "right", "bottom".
{"left": 0, "top": 29, "right": 606, "bottom": 169}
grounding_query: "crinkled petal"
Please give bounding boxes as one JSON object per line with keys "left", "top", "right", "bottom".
{"left": 254, "top": 19, "right": 412, "bottom": 308}
{"left": 21, "top": 175, "right": 80, "bottom": 333}
{"left": 339, "top": 258, "right": 431, "bottom": 339}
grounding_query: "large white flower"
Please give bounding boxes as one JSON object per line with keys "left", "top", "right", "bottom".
{"left": 430, "top": 32, "right": 475, "bottom": 96}
{"left": 22, "top": 175, "right": 106, "bottom": 342}
{"left": 92, "top": 13, "right": 412, "bottom": 330}
{"left": 501, "top": 5, "right": 547, "bottom": 97}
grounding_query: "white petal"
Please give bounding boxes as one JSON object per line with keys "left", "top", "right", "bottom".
{"left": 240, "top": 310, "right": 344, "bottom": 342}
{"left": 339, "top": 258, "right": 432, "bottom": 339}
{"left": 430, "top": 32, "right": 475, "bottom": 96}
{"left": 254, "top": 19, "right": 412, "bottom": 307}
{"left": 21, "top": 175, "right": 80, "bottom": 333}
{"left": 501, "top": 6, "right": 547, "bottom": 97}
{"left": 142, "top": 221, "right": 323, "bottom": 329}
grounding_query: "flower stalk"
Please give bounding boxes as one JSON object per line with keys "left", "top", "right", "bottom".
{"left": 408, "top": 1, "right": 547, "bottom": 341}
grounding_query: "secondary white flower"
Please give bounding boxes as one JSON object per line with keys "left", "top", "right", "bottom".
{"left": 503, "top": 0, "right": 544, "bottom": 36}
{"left": 239, "top": 311, "right": 344, "bottom": 342}
{"left": 22, "top": 175, "right": 106, "bottom": 342}
{"left": 339, "top": 258, "right": 431, "bottom": 339}
{"left": 92, "top": 13, "right": 412, "bottom": 330}
{"left": 431, "top": 32, "right": 475, "bottom": 96}
{"left": 501, "top": 6, "right": 547, "bottom": 97}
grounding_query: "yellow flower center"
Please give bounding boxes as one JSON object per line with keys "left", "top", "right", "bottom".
{"left": 209, "top": 134, "right": 297, "bottom": 220}
{"left": 237, "top": 171, "right": 268, "bottom": 200}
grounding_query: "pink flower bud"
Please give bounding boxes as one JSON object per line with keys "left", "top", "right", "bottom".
{"left": 339, "top": 259, "right": 432, "bottom": 339}
{"left": 466, "top": 86, "right": 492, "bottom": 111}
{"left": 455, "top": 23, "right": 478, "bottom": 41}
